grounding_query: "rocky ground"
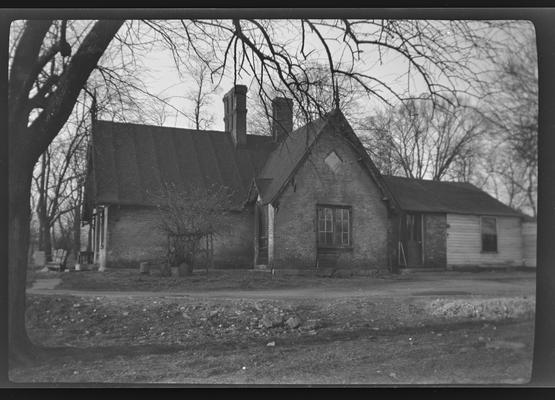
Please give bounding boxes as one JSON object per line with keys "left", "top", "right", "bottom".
{"left": 11, "top": 290, "right": 535, "bottom": 384}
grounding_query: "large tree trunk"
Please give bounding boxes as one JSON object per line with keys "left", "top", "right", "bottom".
{"left": 9, "top": 153, "right": 37, "bottom": 363}
{"left": 8, "top": 19, "right": 124, "bottom": 364}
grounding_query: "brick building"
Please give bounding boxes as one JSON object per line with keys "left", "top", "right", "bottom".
{"left": 82, "top": 85, "right": 535, "bottom": 272}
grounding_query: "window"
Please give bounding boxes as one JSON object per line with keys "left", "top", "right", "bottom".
{"left": 481, "top": 217, "right": 497, "bottom": 252}
{"left": 317, "top": 205, "right": 351, "bottom": 248}
{"left": 324, "top": 151, "right": 343, "bottom": 172}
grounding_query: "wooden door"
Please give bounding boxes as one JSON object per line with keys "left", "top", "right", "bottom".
{"left": 256, "top": 205, "right": 268, "bottom": 265}
{"left": 406, "top": 213, "right": 423, "bottom": 267}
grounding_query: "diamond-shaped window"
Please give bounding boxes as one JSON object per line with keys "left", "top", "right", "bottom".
{"left": 325, "top": 151, "right": 342, "bottom": 172}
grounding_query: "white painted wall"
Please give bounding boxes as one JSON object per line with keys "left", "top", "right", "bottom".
{"left": 522, "top": 221, "right": 537, "bottom": 268}
{"left": 446, "top": 214, "right": 523, "bottom": 267}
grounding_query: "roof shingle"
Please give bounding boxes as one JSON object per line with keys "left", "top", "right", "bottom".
{"left": 90, "top": 120, "right": 276, "bottom": 208}
{"left": 382, "top": 175, "right": 524, "bottom": 217}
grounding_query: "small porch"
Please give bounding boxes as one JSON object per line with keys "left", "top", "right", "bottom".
{"left": 396, "top": 211, "right": 447, "bottom": 270}
{"left": 81, "top": 204, "right": 110, "bottom": 271}
{"left": 253, "top": 201, "right": 273, "bottom": 270}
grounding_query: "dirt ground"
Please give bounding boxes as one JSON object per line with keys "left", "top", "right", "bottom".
{"left": 12, "top": 269, "right": 536, "bottom": 385}
{"left": 28, "top": 267, "right": 535, "bottom": 299}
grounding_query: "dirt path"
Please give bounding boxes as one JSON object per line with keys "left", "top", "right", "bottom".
{"left": 27, "top": 272, "right": 535, "bottom": 301}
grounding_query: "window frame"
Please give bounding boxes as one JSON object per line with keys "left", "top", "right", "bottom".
{"left": 480, "top": 216, "right": 498, "bottom": 253}
{"left": 316, "top": 204, "right": 353, "bottom": 250}
{"left": 324, "top": 150, "right": 343, "bottom": 172}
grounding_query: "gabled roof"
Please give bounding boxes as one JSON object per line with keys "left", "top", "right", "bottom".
{"left": 254, "top": 109, "right": 399, "bottom": 209}
{"left": 254, "top": 115, "right": 328, "bottom": 203}
{"left": 382, "top": 175, "right": 525, "bottom": 217}
{"left": 88, "top": 120, "right": 276, "bottom": 208}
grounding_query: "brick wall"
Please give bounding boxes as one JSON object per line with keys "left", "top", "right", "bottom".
{"left": 106, "top": 205, "right": 253, "bottom": 268}
{"left": 423, "top": 213, "right": 447, "bottom": 268}
{"left": 271, "top": 126, "right": 389, "bottom": 270}
{"left": 388, "top": 212, "right": 402, "bottom": 271}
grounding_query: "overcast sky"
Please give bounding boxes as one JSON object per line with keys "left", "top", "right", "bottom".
{"left": 100, "top": 19, "right": 536, "bottom": 133}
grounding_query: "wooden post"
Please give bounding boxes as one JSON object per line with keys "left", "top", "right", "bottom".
{"left": 210, "top": 233, "right": 214, "bottom": 269}
{"left": 98, "top": 205, "right": 109, "bottom": 272}
{"left": 268, "top": 203, "right": 275, "bottom": 267}
{"left": 92, "top": 210, "right": 98, "bottom": 263}
{"left": 253, "top": 203, "right": 259, "bottom": 267}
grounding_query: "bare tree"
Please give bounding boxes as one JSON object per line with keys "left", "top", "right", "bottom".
{"left": 9, "top": 19, "right": 124, "bottom": 361}
{"left": 183, "top": 59, "right": 216, "bottom": 130}
{"left": 481, "top": 30, "right": 538, "bottom": 216}
{"left": 476, "top": 141, "right": 538, "bottom": 216}
{"left": 150, "top": 183, "right": 233, "bottom": 276}
{"left": 361, "top": 97, "right": 486, "bottom": 181}
{"left": 247, "top": 62, "right": 365, "bottom": 136}
{"left": 31, "top": 116, "right": 89, "bottom": 261}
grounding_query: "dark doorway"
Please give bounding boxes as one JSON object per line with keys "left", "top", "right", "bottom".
{"left": 255, "top": 205, "right": 268, "bottom": 266}
{"left": 404, "top": 213, "right": 423, "bottom": 267}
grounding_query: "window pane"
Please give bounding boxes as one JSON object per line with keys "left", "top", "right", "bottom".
{"left": 334, "top": 229, "right": 342, "bottom": 245}
{"left": 317, "top": 206, "right": 351, "bottom": 247}
{"left": 482, "top": 217, "right": 496, "bottom": 235}
{"left": 482, "top": 234, "right": 497, "bottom": 252}
{"left": 481, "top": 217, "right": 497, "bottom": 252}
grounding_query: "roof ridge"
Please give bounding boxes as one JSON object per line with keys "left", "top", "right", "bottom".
{"left": 383, "top": 174, "right": 523, "bottom": 216}
{"left": 95, "top": 119, "right": 228, "bottom": 135}
{"left": 384, "top": 175, "right": 478, "bottom": 187}
{"left": 96, "top": 120, "right": 278, "bottom": 142}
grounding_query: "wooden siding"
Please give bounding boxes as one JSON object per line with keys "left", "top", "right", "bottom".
{"left": 522, "top": 221, "right": 537, "bottom": 267}
{"left": 446, "top": 214, "right": 523, "bottom": 267}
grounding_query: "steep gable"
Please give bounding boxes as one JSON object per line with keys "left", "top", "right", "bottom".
{"left": 254, "top": 116, "right": 328, "bottom": 202}
{"left": 254, "top": 109, "right": 398, "bottom": 210}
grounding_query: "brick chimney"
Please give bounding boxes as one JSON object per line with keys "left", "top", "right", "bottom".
{"left": 271, "top": 97, "right": 293, "bottom": 143}
{"left": 223, "top": 85, "right": 247, "bottom": 147}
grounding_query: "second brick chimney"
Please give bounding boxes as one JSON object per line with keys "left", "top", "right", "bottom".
{"left": 271, "top": 97, "right": 293, "bottom": 143}
{"left": 223, "top": 85, "right": 248, "bottom": 147}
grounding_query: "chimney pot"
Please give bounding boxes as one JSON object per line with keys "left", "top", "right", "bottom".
{"left": 272, "top": 97, "right": 293, "bottom": 143}
{"left": 223, "top": 85, "right": 248, "bottom": 147}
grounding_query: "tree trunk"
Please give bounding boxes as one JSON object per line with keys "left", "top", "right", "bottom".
{"left": 73, "top": 205, "right": 81, "bottom": 262}
{"left": 8, "top": 19, "right": 124, "bottom": 365}
{"left": 36, "top": 152, "right": 52, "bottom": 261}
{"left": 9, "top": 155, "right": 37, "bottom": 362}
{"left": 40, "top": 217, "right": 52, "bottom": 261}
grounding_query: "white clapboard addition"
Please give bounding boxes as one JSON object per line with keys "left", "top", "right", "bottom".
{"left": 522, "top": 221, "right": 537, "bottom": 268}
{"left": 446, "top": 214, "right": 523, "bottom": 268}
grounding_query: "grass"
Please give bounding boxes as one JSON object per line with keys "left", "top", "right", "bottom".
{"left": 26, "top": 265, "right": 55, "bottom": 288}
